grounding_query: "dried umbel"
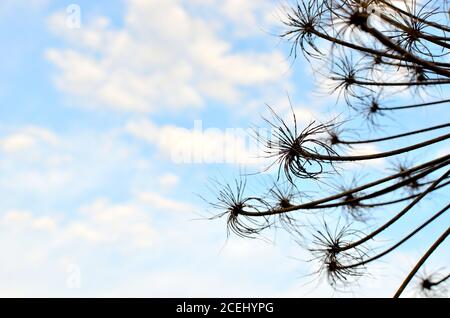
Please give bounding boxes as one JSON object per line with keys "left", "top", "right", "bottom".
{"left": 415, "top": 270, "right": 449, "bottom": 297}
{"left": 266, "top": 182, "right": 307, "bottom": 236}
{"left": 281, "top": 1, "right": 326, "bottom": 59}
{"left": 339, "top": 191, "right": 370, "bottom": 222}
{"left": 259, "top": 107, "right": 340, "bottom": 182}
{"left": 209, "top": 179, "right": 271, "bottom": 238}
{"left": 209, "top": 0, "right": 450, "bottom": 297}
{"left": 308, "top": 222, "right": 368, "bottom": 288}
{"left": 389, "top": 158, "right": 424, "bottom": 194}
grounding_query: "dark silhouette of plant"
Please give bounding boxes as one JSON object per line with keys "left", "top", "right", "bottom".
{"left": 210, "top": 0, "right": 449, "bottom": 297}
{"left": 414, "top": 268, "right": 449, "bottom": 297}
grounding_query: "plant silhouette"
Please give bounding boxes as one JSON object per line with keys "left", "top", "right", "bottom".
{"left": 209, "top": 0, "right": 449, "bottom": 297}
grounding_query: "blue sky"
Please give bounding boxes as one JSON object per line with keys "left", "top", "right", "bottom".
{"left": 0, "top": 0, "right": 448, "bottom": 297}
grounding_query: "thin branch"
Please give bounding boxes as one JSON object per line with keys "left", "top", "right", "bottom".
{"left": 337, "top": 123, "right": 450, "bottom": 145}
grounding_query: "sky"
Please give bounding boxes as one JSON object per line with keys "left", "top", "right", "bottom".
{"left": 0, "top": 0, "right": 448, "bottom": 297}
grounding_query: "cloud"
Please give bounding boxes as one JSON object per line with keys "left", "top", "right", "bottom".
{"left": 0, "top": 0, "right": 49, "bottom": 13}
{"left": 0, "top": 126, "right": 59, "bottom": 154}
{"left": 137, "top": 191, "right": 195, "bottom": 214}
{"left": 0, "top": 190, "right": 194, "bottom": 251}
{"left": 158, "top": 173, "right": 180, "bottom": 189}
{"left": 46, "top": 0, "right": 289, "bottom": 113}
{"left": 66, "top": 198, "right": 156, "bottom": 247}
{"left": 0, "top": 187, "right": 295, "bottom": 297}
{"left": 0, "top": 125, "right": 143, "bottom": 204}
{"left": 344, "top": 144, "right": 386, "bottom": 168}
{"left": 189, "top": 0, "right": 281, "bottom": 38}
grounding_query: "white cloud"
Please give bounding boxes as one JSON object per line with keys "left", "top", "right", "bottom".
{"left": 0, "top": 192, "right": 188, "bottom": 249}
{"left": 0, "top": 126, "right": 59, "bottom": 154}
{"left": 0, "top": 134, "right": 35, "bottom": 153}
{"left": 0, "top": 126, "right": 143, "bottom": 203}
{"left": 345, "top": 144, "right": 386, "bottom": 168}
{"left": 2, "top": 210, "right": 33, "bottom": 224}
{"left": 46, "top": 0, "right": 289, "bottom": 113}
{"left": 137, "top": 191, "right": 195, "bottom": 214}
{"left": 0, "top": 0, "right": 48, "bottom": 13}
{"left": 67, "top": 198, "right": 156, "bottom": 247}
{"left": 159, "top": 173, "right": 180, "bottom": 189}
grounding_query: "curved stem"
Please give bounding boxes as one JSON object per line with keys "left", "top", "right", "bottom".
{"left": 360, "top": 179, "right": 450, "bottom": 207}
{"left": 431, "top": 274, "right": 450, "bottom": 287}
{"left": 311, "top": 29, "right": 407, "bottom": 61}
{"left": 338, "top": 169, "right": 450, "bottom": 251}
{"left": 340, "top": 203, "right": 449, "bottom": 270}
{"left": 380, "top": 0, "right": 450, "bottom": 33}
{"left": 379, "top": 13, "right": 450, "bottom": 50}
{"left": 337, "top": 204, "right": 449, "bottom": 273}
{"left": 305, "top": 133, "right": 450, "bottom": 162}
{"left": 363, "top": 25, "right": 450, "bottom": 78}
{"left": 317, "top": 164, "right": 448, "bottom": 209}
{"left": 338, "top": 123, "right": 450, "bottom": 145}
{"left": 379, "top": 98, "right": 450, "bottom": 110}
{"left": 335, "top": 79, "right": 450, "bottom": 86}
{"left": 240, "top": 155, "right": 450, "bottom": 216}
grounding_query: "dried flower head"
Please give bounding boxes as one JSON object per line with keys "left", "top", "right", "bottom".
{"left": 415, "top": 269, "right": 449, "bottom": 297}
{"left": 388, "top": 158, "right": 425, "bottom": 194}
{"left": 281, "top": 1, "right": 325, "bottom": 59}
{"left": 259, "top": 107, "right": 339, "bottom": 182}
{"left": 266, "top": 181, "right": 309, "bottom": 236}
{"left": 209, "top": 179, "right": 271, "bottom": 238}
{"left": 308, "top": 221, "right": 368, "bottom": 289}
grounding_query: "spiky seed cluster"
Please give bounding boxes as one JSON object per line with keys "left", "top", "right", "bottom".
{"left": 260, "top": 108, "right": 339, "bottom": 182}
{"left": 416, "top": 271, "right": 449, "bottom": 297}
{"left": 277, "top": 122, "right": 337, "bottom": 180}
{"left": 266, "top": 183, "right": 306, "bottom": 236}
{"left": 210, "top": 180, "right": 271, "bottom": 238}
{"left": 389, "top": 159, "right": 426, "bottom": 194}
{"left": 340, "top": 192, "right": 370, "bottom": 222}
{"left": 281, "top": 1, "right": 325, "bottom": 59}
{"left": 309, "top": 223, "right": 367, "bottom": 288}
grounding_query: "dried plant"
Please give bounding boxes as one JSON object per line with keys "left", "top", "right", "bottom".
{"left": 209, "top": 0, "right": 449, "bottom": 297}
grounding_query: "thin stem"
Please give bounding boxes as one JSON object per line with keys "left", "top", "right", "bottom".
{"left": 380, "top": 0, "right": 450, "bottom": 33}
{"left": 304, "top": 133, "right": 450, "bottom": 162}
{"left": 317, "top": 164, "right": 448, "bottom": 209}
{"left": 331, "top": 78, "right": 450, "bottom": 86}
{"left": 360, "top": 179, "right": 450, "bottom": 207}
{"left": 363, "top": 25, "right": 450, "bottom": 78}
{"left": 431, "top": 274, "right": 450, "bottom": 287}
{"left": 338, "top": 203, "right": 449, "bottom": 270}
{"left": 240, "top": 155, "right": 450, "bottom": 216}
{"left": 378, "top": 98, "right": 450, "bottom": 110}
{"left": 338, "top": 169, "right": 450, "bottom": 251}
{"left": 338, "top": 123, "right": 450, "bottom": 145}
